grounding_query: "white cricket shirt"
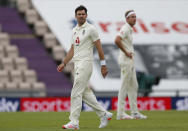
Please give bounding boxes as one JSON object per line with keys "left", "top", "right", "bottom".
{"left": 71, "top": 22, "right": 99, "bottom": 61}
{"left": 117, "top": 22, "right": 135, "bottom": 62}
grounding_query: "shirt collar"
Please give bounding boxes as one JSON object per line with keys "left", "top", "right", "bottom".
{"left": 75, "top": 21, "right": 88, "bottom": 30}
{"left": 126, "top": 22, "right": 133, "bottom": 32}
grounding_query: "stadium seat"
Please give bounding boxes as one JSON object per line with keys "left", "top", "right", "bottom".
{"left": 25, "top": 8, "right": 39, "bottom": 25}
{"left": 32, "top": 82, "right": 46, "bottom": 97}
{"left": 34, "top": 20, "right": 48, "bottom": 37}
{"left": 10, "top": 70, "right": 23, "bottom": 83}
{"left": 23, "top": 69, "right": 37, "bottom": 83}
{"left": 43, "top": 33, "right": 57, "bottom": 48}
{"left": 19, "top": 82, "right": 31, "bottom": 90}
{"left": 52, "top": 45, "right": 66, "bottom": 61}
{"left": 16, "top": 0, "right": 30, "bottom": 13}
{"left": 5, "top": 45, "right": 19, "bottom": 58}
{"left": 1, "top": 57, "right": 14, "bottom": 70}
{"left": 14, "top": 57, "right": 28, "bottom": 70}
{"left": 0, "top": 33, "right": 10, "bottom": 46}
{"left": 5, "top": 82, "right": 18, "bottom": 90}
{"left": 0, "top": 82, "right": 4, "bottom": 89}
{"left": 32, "top": 82, "right": 46, "bottom": 96}
{"left": 0, "top": 70, "right": 9, "bottom": 83}
{"left": 0, "top": 45, "right": 5, "bottom": 58}
{"left": 32, "top": 82, "right": 46, "bottom": 90}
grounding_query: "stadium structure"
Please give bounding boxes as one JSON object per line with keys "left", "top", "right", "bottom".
{"left": 0, "top": 0, "right": 188, "bottom": 113}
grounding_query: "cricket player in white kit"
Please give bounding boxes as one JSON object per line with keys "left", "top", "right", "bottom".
{"left": 114, "top": 10, "right": 147, "bottom": 120}
{"left": 57, "top": 5, "right": 113, "bottom": 129}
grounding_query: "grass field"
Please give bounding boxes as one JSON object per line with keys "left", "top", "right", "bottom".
{"left": 0, "top": 111, "right": 188, "bottom": 131}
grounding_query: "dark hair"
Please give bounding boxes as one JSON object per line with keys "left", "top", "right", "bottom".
{"left": 125, "top": 9, "right": 134, "bottom": 18}
{"left": 75, "top": 5, "right": 87, "bottom": 15}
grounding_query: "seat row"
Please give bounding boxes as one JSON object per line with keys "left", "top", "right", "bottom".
{"left": 15, "top": 0, "right": 74, "bottom": 80}
{"left": 0, "top": 69, "right": 37, "bottom": 84}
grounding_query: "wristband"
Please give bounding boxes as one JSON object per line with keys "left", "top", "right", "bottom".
{"left": 100, "top": 60, "right": 106, "bottom": 66}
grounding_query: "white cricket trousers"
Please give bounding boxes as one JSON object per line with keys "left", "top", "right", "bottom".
{"left": 69, "top": 61, "right": 106, "bottom": 125}
{"left": 117, "top": 58, "right": 139, "bottom": 116}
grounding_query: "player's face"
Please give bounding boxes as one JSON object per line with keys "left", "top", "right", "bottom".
{"left": 127, "top": 14, "right": 136, "bottom": 27}
{"left": 75, "top": 10, "right": 87, "bottom": 26}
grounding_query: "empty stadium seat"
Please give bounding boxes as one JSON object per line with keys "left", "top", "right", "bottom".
{"left": 14, "top": 57, "right": 28, "bottom": 70}
{"left": 32, "top": 82, "right": 46, "bottom": 96}
{"left": 19, "top": 82, "right": 31, "bottom": 90}
{"left": 34, "top": 20, "right": 48, "bottom": 36}
{"left": 10, "top": 70, "right": 23, "bottom": 83}
{"left": 5, "top": 82, "right": 18, "bottom": 90}
{"left": 5, "top": 45, "right": 19, "bottom": 58}
{"left": 23, "top": 69, "right": 37, "bottom": 83}
{"left": 17, "top": 0, "right": 30, "bottom": 13}
{"left": 1, "top": 57, "right": 14, "bottom": 70}
{"left": 43, "top": 33, "right": 57, "bottom": 48}
{"left": 0, "top": 45, "right": 5, "bottom": 58}
{"left": 25, "top": 8, "right": 39, "bottom": 24}
{"left": 0, "top": 82, "right": 4, "bottom": 89}
{"left": 0, "top": 33, "right": 10, "bottom": 46}
{"left": 52, "top": 45, "right": 66, "bottom": 61}
{"left": 32, "top": 82, "right": 46, "bottom": 90}
{"left": 0, "top": 70, "right": 9, "bottom": 83}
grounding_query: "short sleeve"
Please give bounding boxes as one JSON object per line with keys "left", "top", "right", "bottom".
{"left": 70, "top": 32, "right": 74, "bottom": 44}
{"left": 90, "top": 27, "right": 99, "bottom": 42}
{"left": 117, "top": 26, "right": 128, "bottom": 40}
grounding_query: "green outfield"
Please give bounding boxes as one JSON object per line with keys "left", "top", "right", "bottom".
{"left": 0, "top": 111, "right": 188, "bottom": 131}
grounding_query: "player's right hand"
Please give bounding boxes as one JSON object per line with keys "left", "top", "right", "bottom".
{"left": 57, "top": 63, "right": 65, "bottom": 72}
{"left": 125, "top": 52, "right": 133, "bottom": 59}
{"left": 101, "top": 65, "right": 108, "bottom": 78}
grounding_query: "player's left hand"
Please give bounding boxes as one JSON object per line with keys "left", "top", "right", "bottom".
{"left": 57, "top": 63, "right": 66, "bottom": 72}
{"left": 101, "top": 65, "right": 108, "bottom": 78}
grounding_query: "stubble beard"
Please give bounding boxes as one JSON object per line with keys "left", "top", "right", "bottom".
{"left": 78, "top": 19, "right": 86, "bottom": 26}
